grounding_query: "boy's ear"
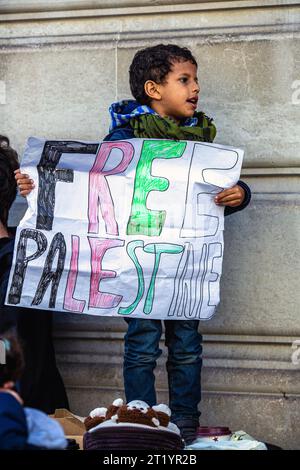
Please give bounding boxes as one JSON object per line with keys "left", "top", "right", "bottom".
{"left": 144, "top": 80, "right": 162, "bottom": 101}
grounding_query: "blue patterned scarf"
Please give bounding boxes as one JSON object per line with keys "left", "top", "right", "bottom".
{"left": 109, "top": 100, "right": 198, "bottom": 132}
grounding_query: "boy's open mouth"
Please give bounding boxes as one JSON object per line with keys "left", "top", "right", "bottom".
{"left": 187, "top": 97, "right": 198, "bottom": 106}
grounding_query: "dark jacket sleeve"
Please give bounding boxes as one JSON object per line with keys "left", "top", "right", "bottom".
{"left": 0, "top": 238, "right": 19, "bottom": 333}
{"left": 103, "top": 127, "right": 251, "bottom": 215}
{"left": 0, "top": 392, "right": 28, "bottom": 450}
{"left": 103, "top": 126, "right": 135, "bottom": 141}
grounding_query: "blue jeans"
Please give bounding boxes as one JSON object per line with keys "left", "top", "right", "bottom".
{"left": 123, "top": 318, "right": 202, "bottom": 424}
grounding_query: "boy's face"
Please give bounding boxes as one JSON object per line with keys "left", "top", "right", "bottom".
{"left": 151, "top": 60, "right": 200, "bottom": 123}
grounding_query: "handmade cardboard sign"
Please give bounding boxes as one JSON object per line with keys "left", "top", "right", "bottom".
{"left": 6, "top": 137, "right": 243, "bottom": 320}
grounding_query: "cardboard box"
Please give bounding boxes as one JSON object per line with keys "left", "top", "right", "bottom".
{"left": 50, "top": 409, "right": 85, "bottom": 450}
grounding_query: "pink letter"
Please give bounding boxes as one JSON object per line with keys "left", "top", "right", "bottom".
{"left": 63, "top": 235, "right": 86, "bottom": 313}
{"left": 88, "top": 237, "right": 124, "bottom": 309}
{"left": 88, "top": 141, "right": 134, "bottom": 235}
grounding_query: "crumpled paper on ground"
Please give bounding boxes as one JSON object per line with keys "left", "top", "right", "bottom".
{"left": 185, "top": 430, "right": 267, "bottom": 450}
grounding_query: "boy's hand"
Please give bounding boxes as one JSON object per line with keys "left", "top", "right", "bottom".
{"left": 14, "top": 169, "right": 35, "bottom": 197}
{"left": 214, "top": 185, "right": 245, "bottom": 207}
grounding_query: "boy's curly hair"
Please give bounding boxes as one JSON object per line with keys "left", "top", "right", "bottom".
{"left": 0, "top": 135, "right": 19, "bottom": 226}
{"left": 0, "top": 332, "right": 25, "bottom": 387}
{"left": 129, "top": 44, "right": 198, "bottom": 105}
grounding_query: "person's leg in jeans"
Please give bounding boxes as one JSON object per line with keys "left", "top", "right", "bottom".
{"left": 165, "top": 320, "right": 202, "bottom": 444}
{"left": 123, "top": 318, "right": 162, "bottom": 406}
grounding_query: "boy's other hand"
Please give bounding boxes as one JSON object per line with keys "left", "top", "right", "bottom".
{"left": 214, "top": 185, "right": 245, "bottom": 208}
{"left": 14, "top": 169, "right": 35, "bottom": 197}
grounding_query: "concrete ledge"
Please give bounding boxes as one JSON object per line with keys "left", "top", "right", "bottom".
{"left": 0, "top": 1, "right": 299, "bottom": 47}
{"left": 1, "top": 1, "right": 299, "bottom": 19}
{"left": 0, "top": 1, "right": 253, "bottom": 14}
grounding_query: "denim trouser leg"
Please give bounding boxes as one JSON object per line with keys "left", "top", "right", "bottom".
{"left": 123, "top": 318, "right": 162, "bottom": 406}
{"left": 165, "top": 320, "right": 202, "bottom": 424}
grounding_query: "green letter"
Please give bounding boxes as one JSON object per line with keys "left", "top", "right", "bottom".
{"left": 143, "top": 243, "right": 184, "bottom": 314}
{"left": 118, "top": 240, "right": 144, "bottom": 315}
{"left": 127, "top": 140, "right": 186, "bottom": 236}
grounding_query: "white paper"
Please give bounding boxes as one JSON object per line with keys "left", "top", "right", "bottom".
{"left": 6, "top": 137, "right": 243, "bottom": 320}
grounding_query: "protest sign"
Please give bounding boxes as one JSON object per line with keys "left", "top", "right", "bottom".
{"left": 6, "top": 137, "right": 243, "bottom": 320}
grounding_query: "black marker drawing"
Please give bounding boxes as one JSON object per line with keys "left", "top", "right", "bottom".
{"left": 37, "top": 141, "right": 98, "bottom": 231}
{"left": 8, "top": 228, "right": 47, "bottom": 305}
{"left": 32, "top": 232, "right": 66, "bottom": 308}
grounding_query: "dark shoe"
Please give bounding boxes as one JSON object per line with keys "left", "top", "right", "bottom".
{"left": 173, "top": 418, "right": 199, "bottom": 445}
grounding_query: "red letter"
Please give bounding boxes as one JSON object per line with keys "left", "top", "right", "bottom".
{"left": 88, "top": 237, "right": 124, "bottom": 309}
{"left": 88, "top": 141, "right": 134, "bottom": 235}
{"left": 63, "top": 235, "right": 86, "bottom": 313}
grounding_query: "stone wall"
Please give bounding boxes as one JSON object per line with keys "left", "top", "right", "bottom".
{"left": 1, "top": 0, "right": 300, "bottom": 449}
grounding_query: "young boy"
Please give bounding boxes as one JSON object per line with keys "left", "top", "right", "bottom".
{"left": 104, "top": 44, "right": 251, "bottom": 444}
{"left": 15, "top": 44, "right": 251, "bottom": 444}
